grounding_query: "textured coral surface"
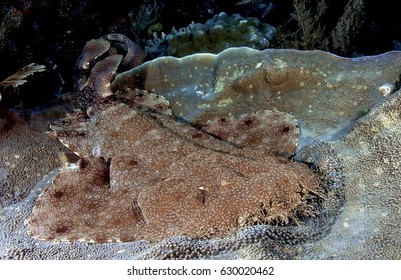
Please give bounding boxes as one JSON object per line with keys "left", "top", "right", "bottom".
{"left": 112, "top": 48, "right": 401, "bottom": 145}
{"left": 0, "top": 98, "right": 76, "bottom": 207}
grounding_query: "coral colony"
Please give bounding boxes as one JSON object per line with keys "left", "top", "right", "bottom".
{"left": 0, "top": 0, "right": 400, "bottom": 259}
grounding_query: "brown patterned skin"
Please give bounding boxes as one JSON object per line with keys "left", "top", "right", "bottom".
{"left": 28, "top": 88, "right": 321, "bottom": 242}
{"left": 26, "top": 38, "right": 323, "bottom": 242}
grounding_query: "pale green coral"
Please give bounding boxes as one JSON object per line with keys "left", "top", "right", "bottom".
{"left": 112, "top": 48, "right": 401, "bottom": 146}
{"left": 146, "top": 12, "right": 276, "bottom": 57}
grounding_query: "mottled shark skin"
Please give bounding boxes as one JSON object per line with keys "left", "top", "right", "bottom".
{"left": 1, "top": 44, "right": 401, "bottom": 260}
{"left": 111, "top": 48, "right": 401, "bottom": 146}
{"left": 27, "top": 54, "right": 322, "bottom": 244}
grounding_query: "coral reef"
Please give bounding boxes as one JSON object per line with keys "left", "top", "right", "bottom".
{"left": 145, "top": 12, "right": 276, "bottom": 58}
{"left": 129, "top": 0, "right": 165, "bottom": 41}
{"left": 111, "top": 47, "right": 401, "bottom": 146}
{"left": 1, "top": 0, "right": 400, "bottom": 111}
{"left": 1, "top": 25, "right": 401, "bottom": 259}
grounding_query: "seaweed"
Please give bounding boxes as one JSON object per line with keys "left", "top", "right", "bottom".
{"left": 274, "top": 0, "right": 365, "bottom": 55}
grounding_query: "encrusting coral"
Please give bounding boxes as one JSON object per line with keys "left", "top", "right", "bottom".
{"left": 111, "top": 47, "right": 401, "bottom": 146}
{"left": 307, "top": 89, "right": 401, "bottom": 259}
{"left": 27, "top": 45, "right": 323, "bottom": 242}
{"left": 0, "top": 105, "right": 71, "bottom": 206}
{"left": 0, "top": 64, "right": 75, "bottom": 207}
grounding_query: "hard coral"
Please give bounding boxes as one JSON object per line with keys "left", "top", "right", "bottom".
{"left": 0, "top": 63, "right": 74, "bottom": 206}
{"left": 111, "top": 47, "right": 401, "bottom": 145}
{"left": 145, "top": 12, "right": 276, "bottom": 58}
{"left": 288, "top": 90, "right": 401, "bottom": 259}
{"left": 0, "top": 97, "right": 76, "bottom": 207}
